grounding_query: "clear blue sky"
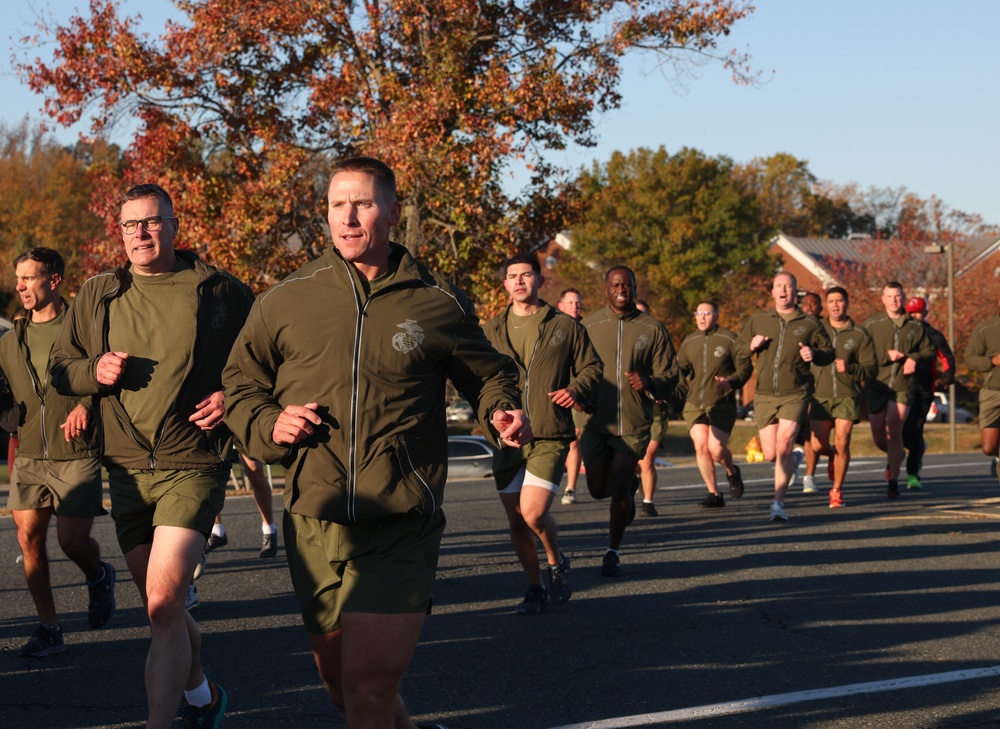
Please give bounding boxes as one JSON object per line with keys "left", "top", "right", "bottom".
{"left": 4, "top": 0, "right": 998, "bottom": 226}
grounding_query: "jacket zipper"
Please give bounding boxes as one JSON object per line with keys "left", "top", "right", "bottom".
{"left": 616, "top": 318, "right": 624, "bottom": 434}
{"left": 698, "top": 333, "right": 709, "bottom": 410}
{"left": 831, "top": 328, "right": 839, "bottom": 400}
{"left": 773, "top": 319, "right": 787, "bottom": 394}
{"left": 347, "top": 289, "right": 365, "bottom": 523}
{"left": 888, "top": 323, "right": 900, "bottom": 390}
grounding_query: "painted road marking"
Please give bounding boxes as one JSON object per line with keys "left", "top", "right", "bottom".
{"left": 548, "top": 665, "right": 1000, "bottom": 728}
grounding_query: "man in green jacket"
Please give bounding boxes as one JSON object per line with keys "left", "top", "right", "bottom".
{"left": 51, "top": 184, "right": 253, "bottom": 729}
{"left": 737, "top": 272, "right": 834, "bottom": 521}
{"left": 862, "top": 281, "right": 935, "bottom": 498}
{"left": 676, "top": 300, "right": 752, "bottom": 508}
{"left": 223, "top": 157, "right": 529, "bottom": 729}
{"left": 2, "top": 247, "right": 115, "bottom": 658}
{"left": 484, "top": 253, "right": 602, "bottom": 615}
{"left": 800, "top": 287, "right": 877, "bottom": 508}
{"left": 580, "top": 266, "right": 678, "bottom": 577}
{"left": 963, "top": 302, "right": 1000, "bottom": 481}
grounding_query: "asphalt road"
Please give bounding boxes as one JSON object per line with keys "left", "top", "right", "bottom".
{"left": 3, "top": 452, "right": 1000, "bottom": 728}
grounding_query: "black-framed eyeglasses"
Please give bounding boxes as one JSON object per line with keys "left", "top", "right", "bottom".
{"left": 119, "top": 216, "right": 176, "bottom": 235}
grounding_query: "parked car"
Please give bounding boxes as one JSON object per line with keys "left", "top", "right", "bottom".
{"left": 926, "top": 392, "right": 973, "bottom": 423}
{"left": 446, "top": 400, "right": 474, "bottom": 423}
{"left": 447, "top": 435, "right": 496, "bottom": 479}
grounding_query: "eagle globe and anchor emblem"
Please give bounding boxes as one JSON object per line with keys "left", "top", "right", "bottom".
{"left": 392, "top": 319, "right": 425, "bottom": 353}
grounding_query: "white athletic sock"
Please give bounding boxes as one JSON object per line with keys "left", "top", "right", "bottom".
{"left": 262, "top": 522, "right": 276, "bottom": 534}
{"left": 211, "top": 523, "right": 226, "bottom": 538}
{"left": 184, "top": 677, "right": 212, "bottom": 708}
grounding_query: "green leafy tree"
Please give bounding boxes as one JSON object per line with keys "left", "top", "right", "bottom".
{"left": 567, "top": 146, "right": 774, "bottom": 331}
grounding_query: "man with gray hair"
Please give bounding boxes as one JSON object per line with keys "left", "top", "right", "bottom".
{"left": 52, "top": 184, "right": 253, "bottom": 729}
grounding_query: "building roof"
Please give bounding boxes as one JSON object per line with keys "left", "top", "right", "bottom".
{"left": 771, "top": 234, "right": 1000, "bottom": 289}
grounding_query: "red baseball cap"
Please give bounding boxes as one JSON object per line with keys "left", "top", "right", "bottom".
{"left": 905, "top": 297, "right": 927, "bottom": 314}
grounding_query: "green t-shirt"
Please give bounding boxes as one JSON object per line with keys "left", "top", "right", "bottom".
{"left": 347, "top": 255, "right": 401, "bottom": 299}
{"left": 25, "top": 309, "right": 66, "bottom": 386}
{"left": 108, "top": 261, "right": 199, "bottom": 444}
{"left": 506, "top": 308, "right": 545, "bottom": 366}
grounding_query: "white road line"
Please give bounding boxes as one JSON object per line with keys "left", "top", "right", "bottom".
{"left": 547, "top": 665, "right": 1000, "bottom": 728}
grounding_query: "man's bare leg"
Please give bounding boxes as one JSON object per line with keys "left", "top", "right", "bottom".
{"left": 310, "top": 612, "right": 426, "bottom": 728}
{"left": 126, "top": 526, "right": 208, "bottom": 729}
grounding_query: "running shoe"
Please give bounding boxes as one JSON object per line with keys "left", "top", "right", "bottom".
{"left": 87, "top": 561, "right": 117, "bottom": 629}
{"left": 639, "top": 502, "right": 658, "bottom": 517}
{"left": 727, "top": 465, "right": 744, "bottom": 499}
{"left": 561, "top": 490, "right": 577, "bottom": 505}
{"left": 193, "top": 552, "right": 207, "bottom": 581}
{"left": 600, "top": 550, "right": 621, "bottom": 577}
{"left": 788, "top": 447, "right": 804, "bottom": 487}
{"left": 185, "top": 584, "right": 200, "bottom": 611}
{"left": 178, "top": 679, "right": 227, "bottom": 728}
{"left": 260, "top": 531, "right": 278, "bottom": 558}
{"left": 700, "top": 493, "right": 725, "bottom": 508}
{"left": 802, "top": 475, "right": 818, "bottom": 494}
{"left": 907, "top": 474, "right": 923, "bottom": 490}
{"left": 887, "top": 480, "right": 900, "bottom": 499}
{"left": 416, "top": 724, "right": 450, "bottom": 729}
{"left": 769, "top": 501, "right": 787, "bottom": 521}
{"left": 515, "top": 585, "right": 548, "bottom": 615}
{"left": 19, "top": 623, "right": 65, "bottom": 657}
{"left": 548, "top": 555, "right": 572, "bottom": 606}
{"left": 204, "top": 532, "right": 228, "bottom": 552}
{"left": 829, "top": 490, "right": 844, "bottom": 509}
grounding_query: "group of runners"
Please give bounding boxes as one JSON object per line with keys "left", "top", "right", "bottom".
{"left": 486, "top": 263, "right": 980, "bottom": 617}
{"left": 4, "top": 154, "right": 998, "bottom": 729}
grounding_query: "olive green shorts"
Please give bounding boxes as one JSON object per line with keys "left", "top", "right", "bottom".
{"left": 753, "top": 393, "right": 810, "bottom": 428}
{"left": 649, "top": 411, "right": 669, "bottom": 444}
{"left": 493, "top": 439, "right": 571, "bottom": 493}
{"left": 284, "top": 509, "right": 446, "bottom": 635}
{"left": 579, "top": 429, "right": 649, "bottom": 466}
{"left": 979, "top": 389, "right": 1000, "bottom": 429}
{"left": 683, "top": 401, "right": 737, "bottom": 433}
{"left": 810, "top": 396, "right": 860, "bottom": 423}
{"left": 866, "top": 385, "right": 913, "bottom": 415}
{"left": 108, "top": 465, "right": 229, "bottom": 554}
{"left": 7, "top": 456, "right": 105, "bottom": 517}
